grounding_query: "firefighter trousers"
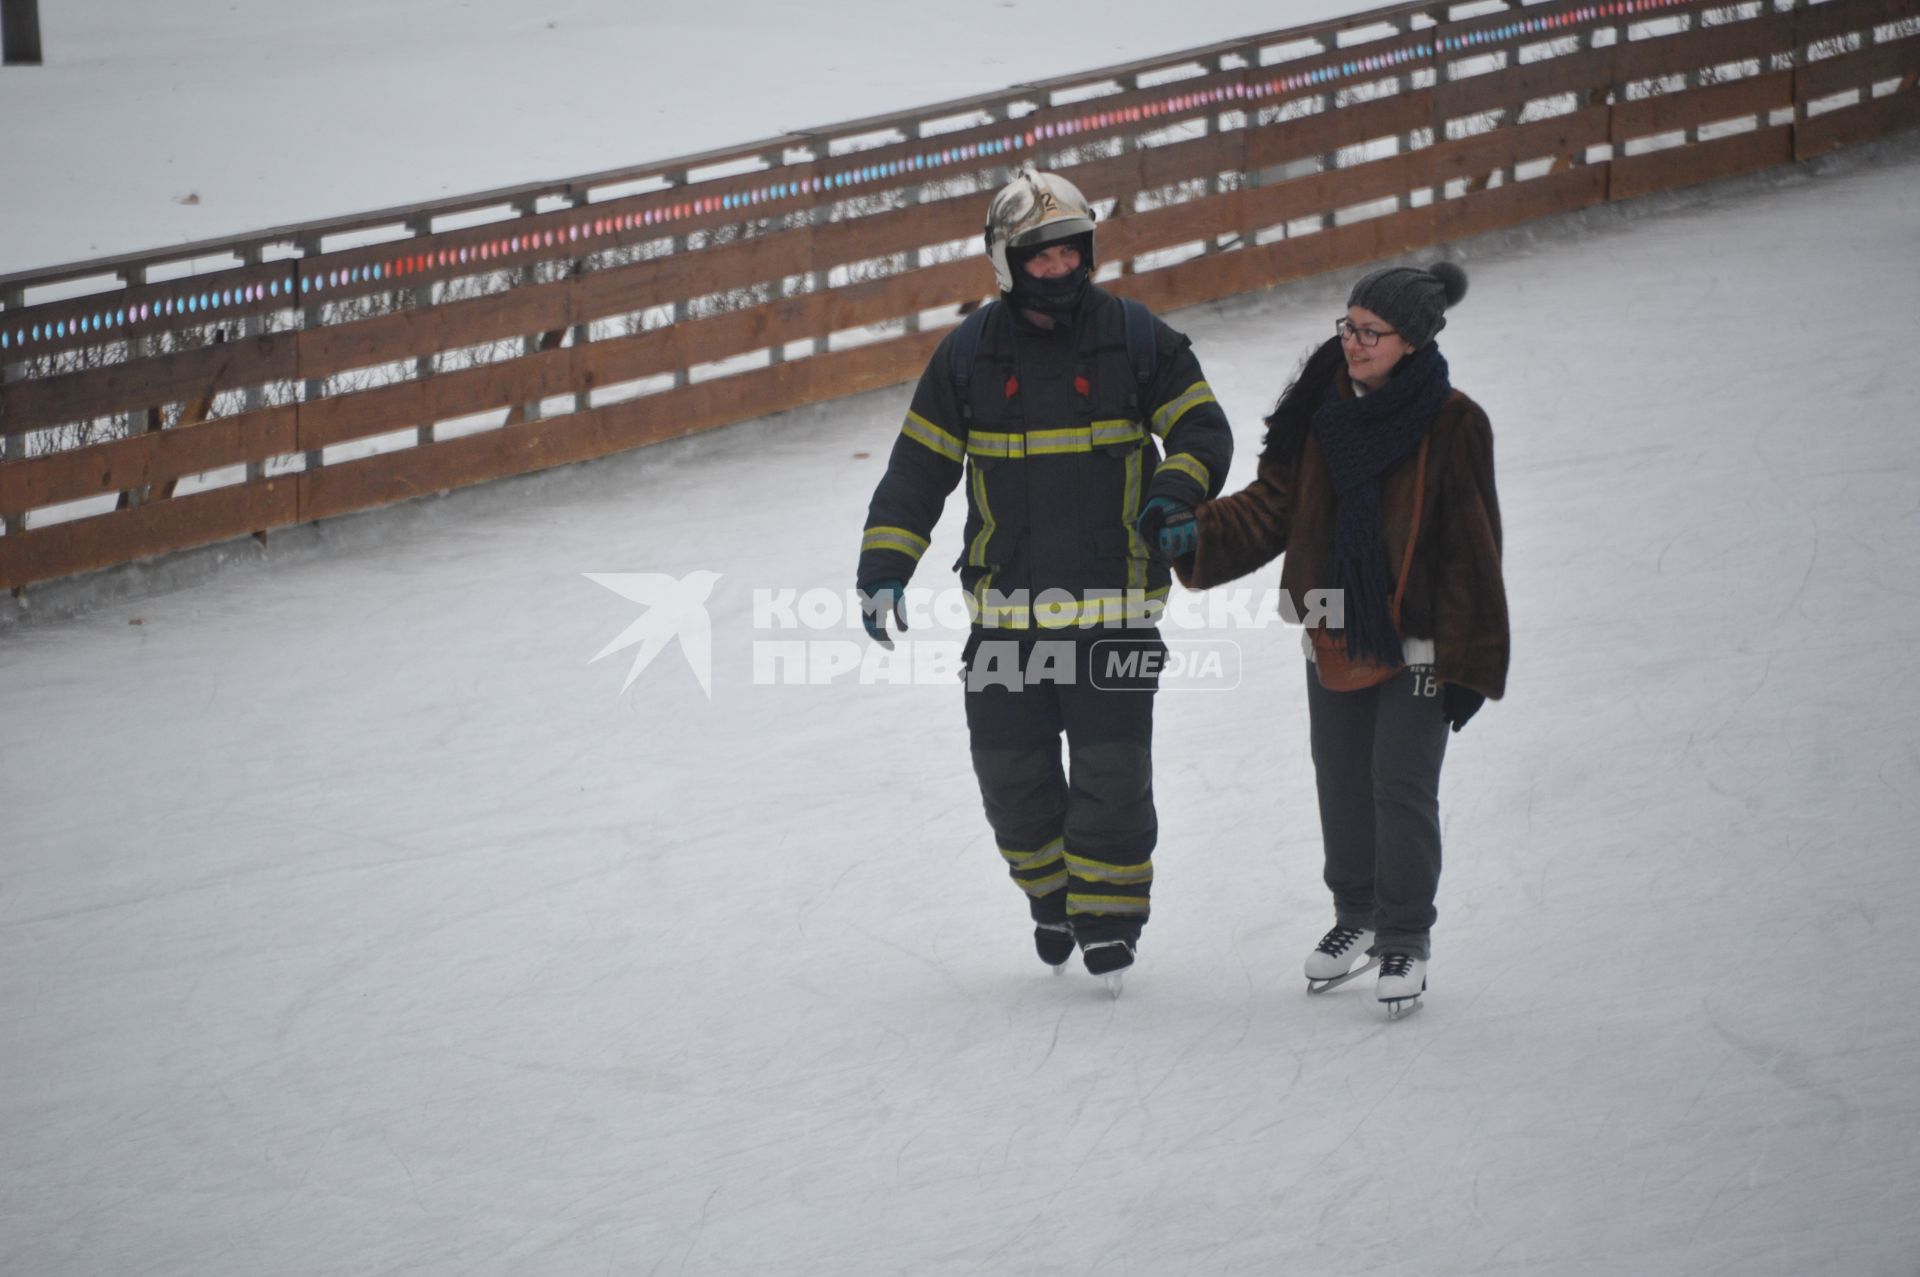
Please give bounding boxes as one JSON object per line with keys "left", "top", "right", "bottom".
{"left": 962, "top": 630, "right": 1163, "bottom": 945}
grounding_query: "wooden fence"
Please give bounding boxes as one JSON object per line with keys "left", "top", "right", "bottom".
{"left": 2, "top": 0, "right": 1915, "bottom": 590}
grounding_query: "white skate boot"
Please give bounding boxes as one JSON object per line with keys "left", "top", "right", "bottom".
{"left": 1376, "top": 954, "right": 1427, "bottom": 1017}
{"left": 1304, "top": 925, "right": 1377, "bottom": 993}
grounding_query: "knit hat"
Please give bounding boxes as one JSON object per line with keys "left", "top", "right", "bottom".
{"left": 1346, "top": 261, "right": 1469, "bottom": 348}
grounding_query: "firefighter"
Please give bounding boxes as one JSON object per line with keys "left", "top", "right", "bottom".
{"left": 855, "top": 163, "right": 1234, "bottom": 985}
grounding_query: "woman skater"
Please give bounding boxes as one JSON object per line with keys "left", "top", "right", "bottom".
{"left": 1171, "top": 261, "right": 1509, "bottom": 1013}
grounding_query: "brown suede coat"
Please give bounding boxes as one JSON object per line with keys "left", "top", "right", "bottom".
{"left": 1179, "top": 372, "right": 1510, "bottom": 699}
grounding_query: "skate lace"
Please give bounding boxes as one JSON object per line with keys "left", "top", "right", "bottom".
{"left": 1379, "top": 954, "right": 1415, "bottom": 979}
{"left": 1315, "top": 926, "right": 1364, "bottom": 957}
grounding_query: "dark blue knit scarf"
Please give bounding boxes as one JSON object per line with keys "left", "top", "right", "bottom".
{"left": 1309, "top": 343, "right": 1453, "bottom": 664}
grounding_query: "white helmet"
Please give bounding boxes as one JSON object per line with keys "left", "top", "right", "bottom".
{"left": 984, "top": 163, "right": 1097, "bottom": 294}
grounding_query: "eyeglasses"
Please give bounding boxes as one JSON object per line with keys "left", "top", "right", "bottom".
{"left": 1335, "top": 318, "right": 1398, "bottom": 348}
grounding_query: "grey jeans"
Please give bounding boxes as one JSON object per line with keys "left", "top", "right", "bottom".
{"left": 1304, "top": 662, "right": 1451, "bottom": 960}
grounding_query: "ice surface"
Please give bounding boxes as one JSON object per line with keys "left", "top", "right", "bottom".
{"left": 3, "top": 140, "right": 1920, "bottom": 1277}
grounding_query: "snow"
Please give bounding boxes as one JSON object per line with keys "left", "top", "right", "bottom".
{"left": 4, "top": 128, "right": 1920, "bottom": 1272}
{"left": 0, "top": 0, "right": 1380, "bottom": 277}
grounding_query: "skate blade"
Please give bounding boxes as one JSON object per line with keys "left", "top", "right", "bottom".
{"left": 1101, "top": 972, "right": 1125, "bottom": 999}
{"left": 1383, "top": 996, "right": 1424, "bottom": 1020}
{"left": 1306, "top": 956, "right": 1380, "bottom": 994}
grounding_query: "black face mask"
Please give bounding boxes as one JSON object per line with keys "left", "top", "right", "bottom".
{"left": 1008, "top": 262, "right": 1092, "bottom": 318}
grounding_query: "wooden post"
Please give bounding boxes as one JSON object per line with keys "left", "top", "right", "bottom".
{"left": 2, "top": 0, "right": 43, "bottom": 66}
{"left": 408, "top": 217, "right": 437, "bottom": 445}
{"left": 668, "top": 171, "right": 697, "bottom": 381}
{"left": 116, "top": 266, "right": 161, "bottom": 511}
{"left": 2, "top": 288, "right": 23, "bottom": 544}
{"left": 240, "top": 248, "right": 266, "bottom": 487}
{"left": 299, "top": 237, "right": 325, "bottom": 474}
{"left": 515, "top": 198, "right": 544, "bottom": 424}
{"left": 565, "top": 195, "right": 589, "bottom": 411}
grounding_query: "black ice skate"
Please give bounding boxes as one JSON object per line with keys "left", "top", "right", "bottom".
{"left": 1034, "top": 921, "right": 1076, "bottom": 971}
{"left": 1080, "top": 938, "right": 1135, "bottom": 998}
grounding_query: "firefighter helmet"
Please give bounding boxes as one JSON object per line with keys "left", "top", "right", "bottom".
{"left": 984, "top": 163, "right": 1097, "bottom": 294}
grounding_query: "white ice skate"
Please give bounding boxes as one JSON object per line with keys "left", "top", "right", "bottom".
{"left": 1305, "top": 926, "right": 1377, "bottom": 993}
{"left": 1376, "top": 954, "right": 1426, "bottom": 1018}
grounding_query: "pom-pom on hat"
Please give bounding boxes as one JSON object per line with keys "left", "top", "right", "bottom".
{"left": 1346, "top": 260, "right": 1469, "bottom": 348}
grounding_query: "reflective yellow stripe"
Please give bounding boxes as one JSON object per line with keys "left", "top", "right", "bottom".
{"left": 967, "top": 458, "right": 995, "bottom": 569}
{"left": 1019, "top": 871, "right": 1070, "bottom": 898}
{"left": 903, "top": 411, "right": 965, "bottom": 462}
{"left": 1000, "top": 837, "right": 1065, "bottom": 871}
{"left": 1068, "top": 894, "right": 1151, "bottom": 916}
{"left": 1150, "top": 381, "right": 1217, "bottom": 437}
{"left": 1158, "top": 451, "right": 1211, "bottom": 493}
{"left": 1066, "top": 853, "right": 1154, "bottom": 886}
{"left": 1124, "top": 446, "right": 1145, "bottom": 593}
{"left": 966, "top": 422, "right": 1146, "bottom": 458}
{"left": 861, "top": 525, "right": 930, "bottom": 561}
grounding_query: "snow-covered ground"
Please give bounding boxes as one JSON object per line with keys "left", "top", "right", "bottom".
{"left": 0, "top": 0, "right": 1379, "bottom": 276}
{"left": 3, "top": 116, "right": 1919, "bottom": 1272}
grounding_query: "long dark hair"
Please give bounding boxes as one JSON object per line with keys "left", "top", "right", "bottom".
{"left": 1259, "top": 334, "right": 1344, "bottom": 465}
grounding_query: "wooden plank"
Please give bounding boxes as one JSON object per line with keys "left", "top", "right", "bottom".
{"left": 1036, "top": 128, "right": 1241, "bottom": 206}
{"left": 1100, "top": 190, "right": 1245, "bottom": 261}
{"left": 1795, "top": 84, "right": 1920, "bottom": 156}
{"left": 1797, "top": 31, "right": 1920, "bottom": 101}
{"left": 1612, "top": 9, "right": 1800, "bottom": 83}
{"left": 0, "top": 331, "right": 298, "bottom": 437}
{"left": 294, "top": 281, "right": 571, "bottom": 384}
{"left": 570, "top": 227, "right": 814, "bottom": 326}
{"left": 0, "top": 404, "right": 297, "bottom": 510}
{"left": 294, "top": 330, "right": 947, "bottom": 524}
{"left": 809, "top": 194, "right": 983, "bottom": 274}
{"left": 572, "top": 254, "right": 977, "bottom": 391}
{"left": 1112, "top": 203, "right": 1438, "bottom": 321}
{"left": 0, "top": 479, "right": 298, "bottom": 590}
{"left": 1433, "top": 105, "right": 1611, "bottom": 181}
{"left": 1435, "top": 162, "right": 1609, "bottom": 241}
{"left": 296, "top": 345, "right": 580, "bottom": 452}
{"left": 1798, "top": 0, "right": 1920, "bottom": 47}
{"left": 1608, "top": 123, "right": 1794, "bottom": 200}
{"left": 1611, "top": 70, "right": 1795, "bottom": 142}
{"left": 1245, "top": 89, "right": 1435, "bottom": 171}
{"left": 1243, "top": 147, "right": 1432, "bottom": 231}
{"left": 1256, "top": 205, "right": 1440, "bottom": 284}
{"left": 1137, "top": 128, "right": 1245, "bottom": 191}
{"left": 1436, "top": 45, "right": 1616, "bottom": 120}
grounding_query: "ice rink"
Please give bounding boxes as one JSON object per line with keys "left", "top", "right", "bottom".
{"left": 4, "top": 142, "right": 1920, "bottom": 1273}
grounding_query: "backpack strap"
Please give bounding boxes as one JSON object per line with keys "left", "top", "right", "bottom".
{"left": 949, "top": 301, "right": 996, "bottom": 422}
{"left": 1119, "top": 296, "right": 1156, "bottom": 410}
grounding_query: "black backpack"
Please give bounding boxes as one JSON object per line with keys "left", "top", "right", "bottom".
{"left": 948, "top": 296, "right": 1157, "bottom": 423}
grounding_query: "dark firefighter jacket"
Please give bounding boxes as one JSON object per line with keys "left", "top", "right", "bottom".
{"left": 857, "top": 286, "right": 1234, "bottom": 630}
